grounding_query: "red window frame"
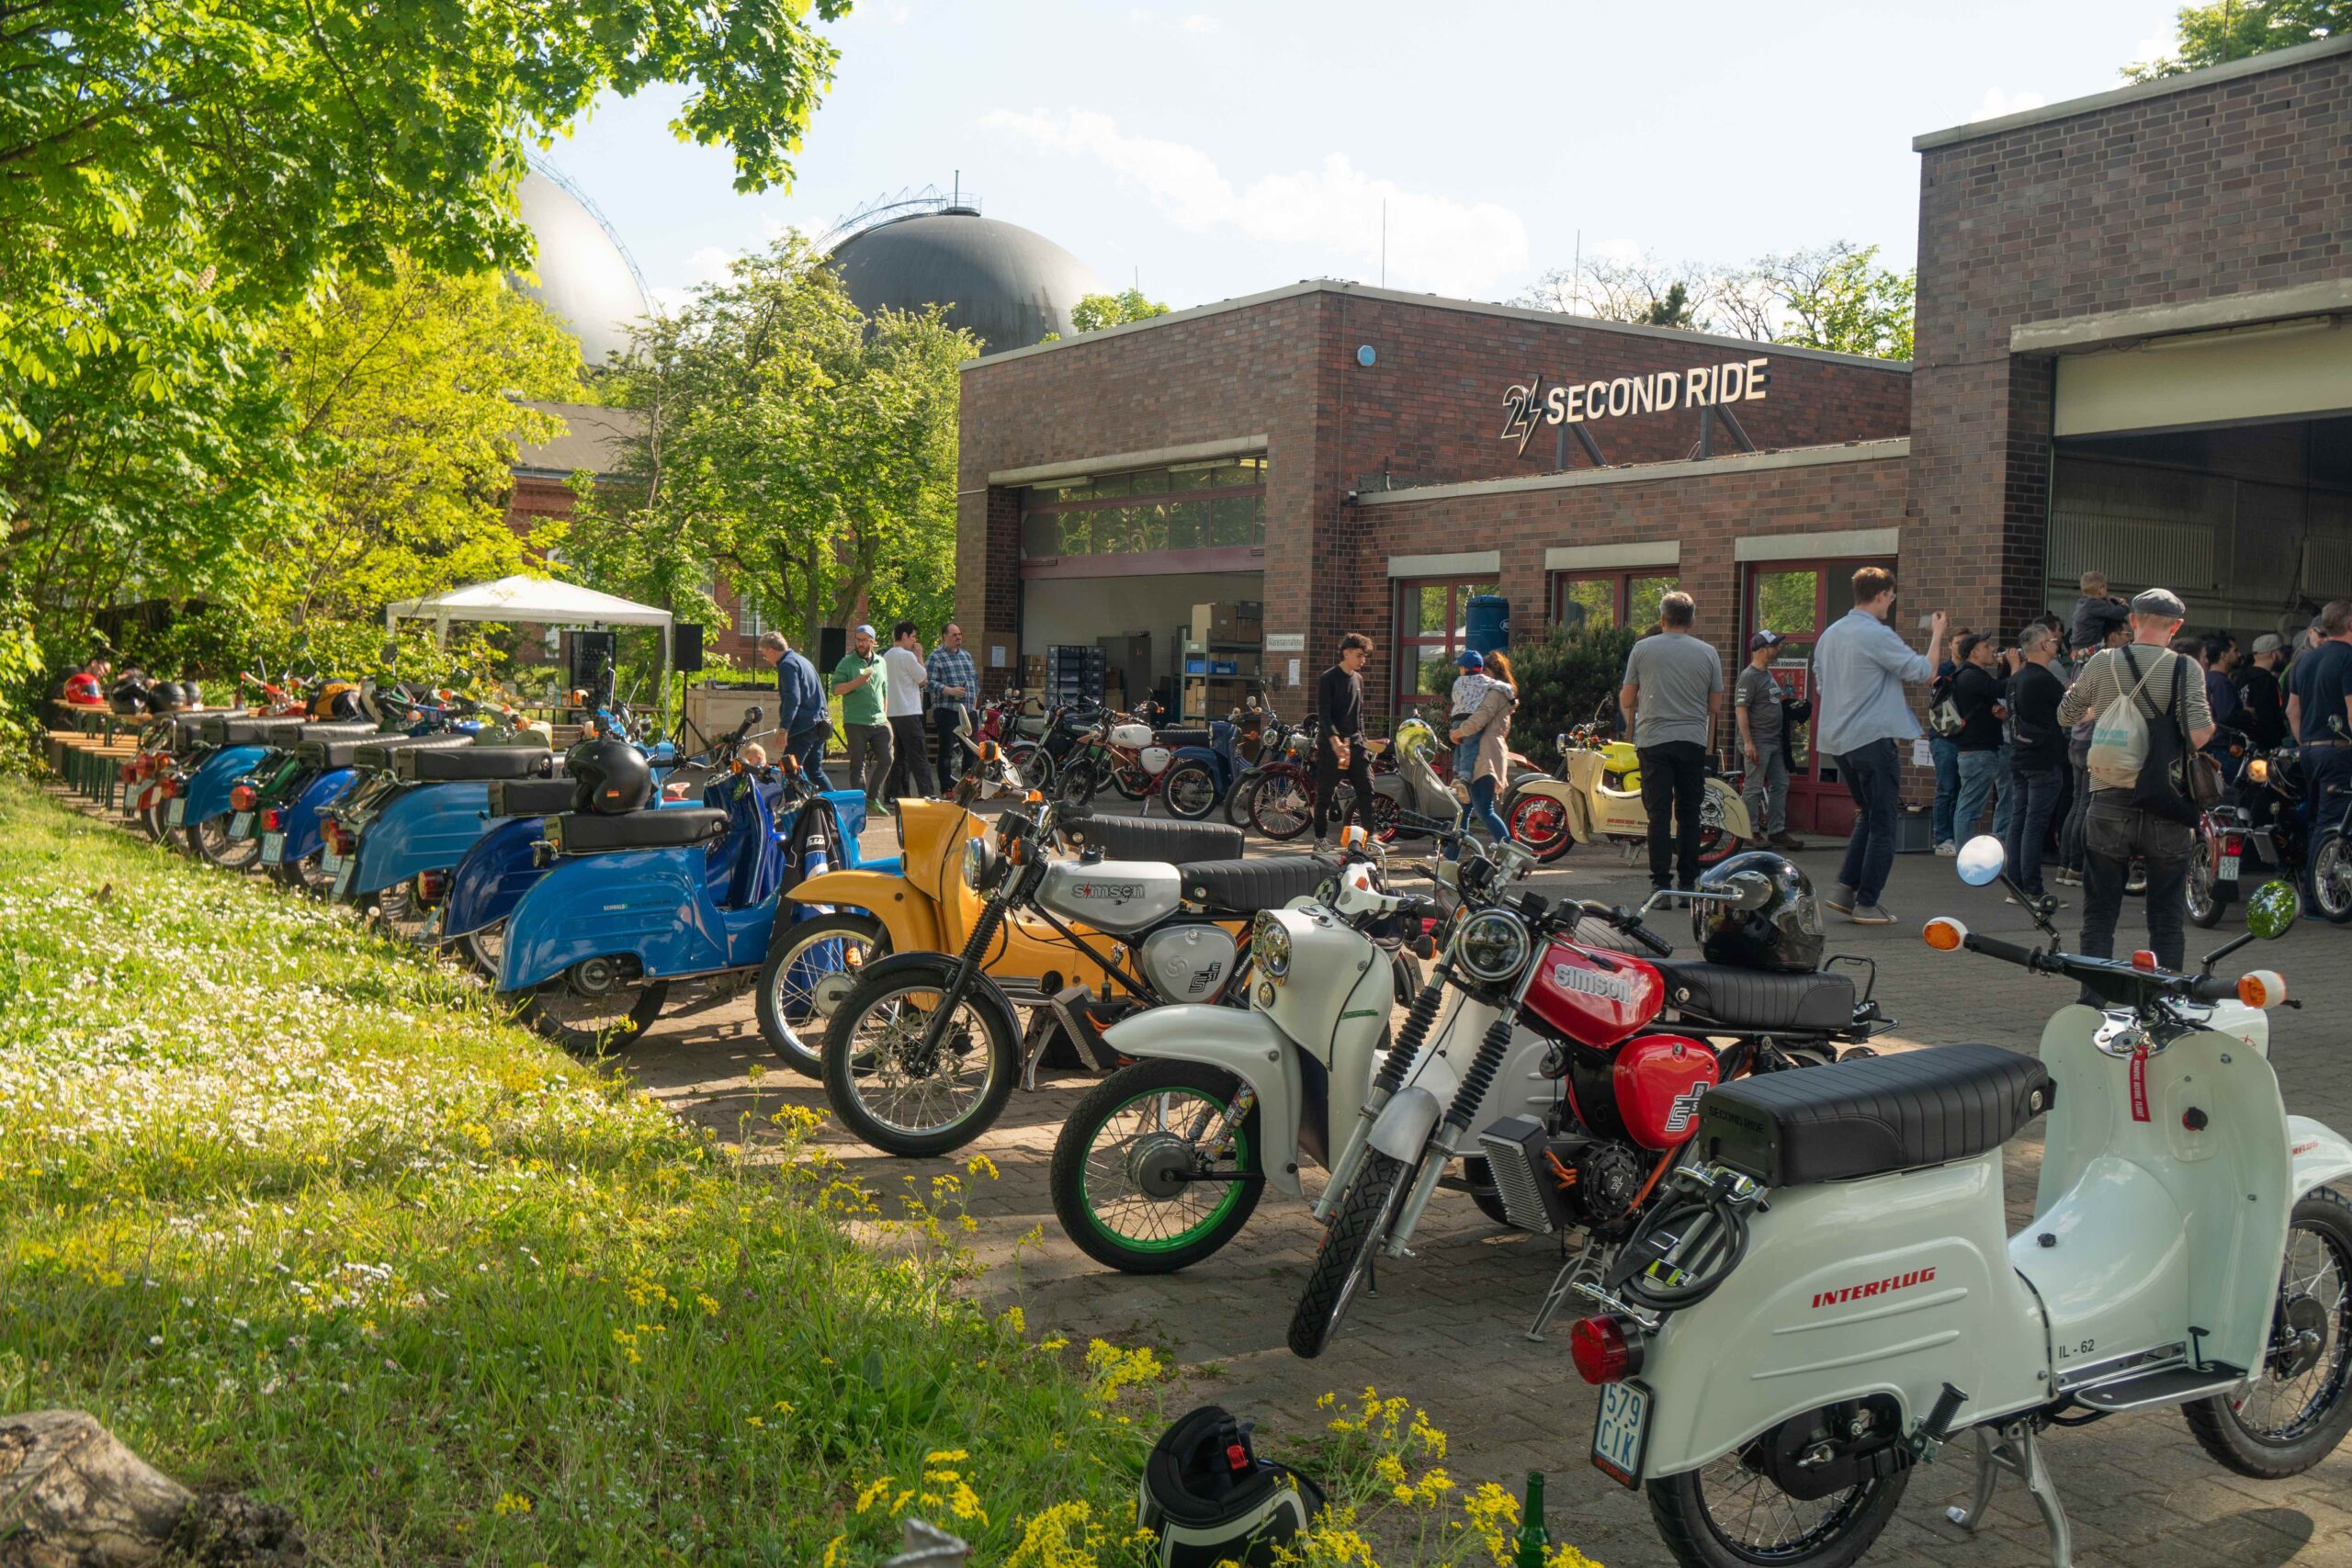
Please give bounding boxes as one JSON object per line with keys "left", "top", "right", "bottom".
{"left": 1393, "top": 577, "right": 1498, "bottom": 718}
{"left": 1549, "top": 568, "right": 1682, "bottom": 634}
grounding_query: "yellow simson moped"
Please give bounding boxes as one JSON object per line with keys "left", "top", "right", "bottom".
{"left": 1500, "top": 720, "right": 1755, "bottom": 868}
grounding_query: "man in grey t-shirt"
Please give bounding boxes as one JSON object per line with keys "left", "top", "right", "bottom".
{"left": 1620, "top": 591, "right": 1725, "bottom": 892}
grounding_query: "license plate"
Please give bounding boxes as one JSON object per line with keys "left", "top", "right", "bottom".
{"left": 2217, "top": 854, "right": 2239, "bottom": 883}
{"left": 229, "top": 810, "right": 253, "bottom": 840}
{"left": 261, "top": 832, "right": 286, "bottom": 864}
{"left": 320, "top": 848, "right": 343, "bottom": 874}
{"left": 1590, "top": 1380, "right": 1652, "bottom": 1488}
{"left": 333, "top": 859, "right": 356, "bottom": 897}
{"left": 167, "top": 799, "right": 186, "bottom": 826}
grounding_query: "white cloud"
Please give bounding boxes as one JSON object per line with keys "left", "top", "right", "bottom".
{"left": 1974, "top": 86, "right": 2048, "bottom": 120}
{"left": 982, "top": 108, "right": 1530, "bottom": 297}
{"left": 2129, "top": 25, "right": 2176, "bottom": 69}
{"left": 1128, "top": 7, "right": 1221, "bottom": 34}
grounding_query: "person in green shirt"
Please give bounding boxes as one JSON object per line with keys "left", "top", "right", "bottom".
{"left": 831, "top": 623, "right": 893, "bottom": 809}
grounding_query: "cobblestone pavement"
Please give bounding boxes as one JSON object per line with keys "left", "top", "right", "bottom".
{"left": 614, "top": 807, "right": 2352, "bottom": 1568}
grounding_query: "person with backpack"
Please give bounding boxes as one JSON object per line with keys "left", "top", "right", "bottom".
{"left": 2055, "top": 588, "right": 2214, "bottom": 976}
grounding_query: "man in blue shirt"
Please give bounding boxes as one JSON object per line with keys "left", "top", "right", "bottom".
{"left": 2288, "top": 600, "right": 2352, "bottom": 821}
{"left": 757, "top": 630, "right": 831, "bottom": 789}
{"left": 1809, "top": 565, "right": 1947, "bottom": 925}
{"left": 925, "top": 623, "right": 980, "bottom": 788}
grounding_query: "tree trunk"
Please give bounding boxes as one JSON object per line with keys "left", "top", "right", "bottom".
{"left": 0, "top": 1410, "right": 304, "bottom": 1567}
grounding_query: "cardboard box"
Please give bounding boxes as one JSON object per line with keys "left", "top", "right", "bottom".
{"left": 1191, "top": 602, "right": 1261, "bottom": 645}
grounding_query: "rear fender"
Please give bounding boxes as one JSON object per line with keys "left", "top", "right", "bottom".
{"left": 183, "top": 745, "right": 270, "bottom": 823}
{"left": 499, "top": 847, "right": 724, "bottom": 992}
{"left": 784, "top": 869, "right": 940, "bottom": 954}
{"left": 351, "top": 782, "right": 495, "bottom": 896}
{"left": 1102, "top": 1005, "right": 1304, "bottom": 1197}
{"left": 442, "top": 814, "right": 548, "bottom": 940}
{"left": 2290, "top": 1115, "right": 2352, "bottom": 1201}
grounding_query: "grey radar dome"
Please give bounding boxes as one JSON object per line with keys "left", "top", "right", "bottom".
{"left": 828, "top": 207, "right": 1105, "bottom": 355}
{"left": 513, "top": 169, "right": 650, "bottom": 367}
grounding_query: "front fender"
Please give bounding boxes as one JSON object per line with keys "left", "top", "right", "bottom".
{"left": 1708, "top": 776, "right": 1756, "bottom": 841}
{"left": 2290, "top": 1115, "right": 2352, "bottom": 1200}
{"left": 442, "top": 814, "right": 548, "bottom": 940}
{"left": 500, "top": 847, "right": 722, "bottom": 992}
{"left": 352, "top": 782, "right": 495, "bottom": 896}
{"left": 1102, "top": 1005, "right": 1304, "bottom": 1197}
{"left": 785, "top": 869, "right": 941, "bottom": 953}
{"left": 1367, "top": 1084, "right": 1442, "bottom": 1163}
{"left": 852, "top": 951, "right": 1023, "bottom": 1049}
{"left": 184, "top": 745, "right": 270, "bottom": 823}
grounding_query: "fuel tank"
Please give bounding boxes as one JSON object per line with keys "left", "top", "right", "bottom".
{"left": 1521, "top": 934, "right": 1666, "bottom": 1047}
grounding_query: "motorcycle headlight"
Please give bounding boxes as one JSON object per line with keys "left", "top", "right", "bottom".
{"left": 1254, "top": 914, "right": 1292, "bottom": 982}
{"left": 1455, "top": 908, "right": 1532, "bottom": 986}
{"left": 961, "top": 835, "right": 995, "bottom": 891}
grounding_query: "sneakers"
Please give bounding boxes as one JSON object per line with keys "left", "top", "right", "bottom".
{"left": 1823, "top": 884, "right": 1857, "bottom": 916}
{"left": 1933, "top": 840, "right": 1959, "bottom": 857}
{"left": 2007, "top": 893, "right": 2066, "bottom": 910}
{"left": 2052, "top": 868, "right": 2083, "bottom": 887}
{"left": 1770, "top": 831, "right": 1809, "bottom": 852}
{"left": 1849, "top": 903, "right": 1896, "bottom": 925}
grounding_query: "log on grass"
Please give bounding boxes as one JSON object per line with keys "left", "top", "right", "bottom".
{"left": 0, "top": 1411, "right": 304, "bottom": 1567}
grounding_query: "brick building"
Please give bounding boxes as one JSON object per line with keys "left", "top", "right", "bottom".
{"left": 956, "top": 38, "right": 2352, "bottom": 831}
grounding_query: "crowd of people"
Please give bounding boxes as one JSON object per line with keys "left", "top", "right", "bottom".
{"left": 757, "top": 620, "right": 980, "bottom": 814}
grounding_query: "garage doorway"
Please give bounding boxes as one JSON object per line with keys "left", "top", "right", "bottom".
{"left": 1745, "top": 558, "right": 1894, "bottom": 837}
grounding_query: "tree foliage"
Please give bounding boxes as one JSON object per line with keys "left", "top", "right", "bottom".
{"left": 1507, "top": 622, "right": 1639, "bottom": 766}
{"left": 2126, "top": 0, "right": 2347, "bottom": 78}
{"left": 564, "top": 238, "right": 978, "bottom": 647}
{"left": 1070, "top": 288, "right": 1172, "bottom": 333}
{"left": 1512, "top": 241, "right": 1914, "bottom": 361}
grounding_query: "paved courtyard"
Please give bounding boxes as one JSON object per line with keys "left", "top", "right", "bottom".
{"left": 611, "top": 809, "right": 2352, "bottom": 1568}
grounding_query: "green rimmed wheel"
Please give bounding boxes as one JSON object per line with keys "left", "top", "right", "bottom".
{"left": 1050, "top": 1057, "right": 1263, "bottom": 1275}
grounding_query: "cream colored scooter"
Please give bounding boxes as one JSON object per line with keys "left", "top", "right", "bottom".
{"left": 1503, "top": 725, "right": 1754, "bottom": 867}
{"left": 1562, "top": 838, "right": 2352, "bottom": 1568}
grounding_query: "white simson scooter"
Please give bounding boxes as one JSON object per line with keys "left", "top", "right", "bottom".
{"left": 1562, "top": 837, "right": 2352, "bottom": 1568}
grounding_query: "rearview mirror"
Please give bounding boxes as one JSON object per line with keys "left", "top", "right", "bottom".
{"left": 2247, "top": 879, "right": 2301, "bottom": 940}
{"left": 1955, "top": 835, "right": 2006, "bottom": 887}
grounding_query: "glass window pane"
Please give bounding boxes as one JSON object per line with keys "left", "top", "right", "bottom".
{"left": 1023, "top": 514, "right": 1059, "bottom": 557}
{"left": 1559, "top": 578, "right": 1615, "bottom": 634}
{"left": 1210, "top": 496, "right": 1253, "bottom": 546}
{"left": 1754, "top": 570, "right": 1819, "bottom": 639}
{"left": 1133, "top": 502, "right": 1169, "bottom": 552}
{"left": 1167, "top": 499, "right": 1207, "bottom": 548}
{"left": 1413, "top": 586, "right": 1447, "bottom": 636}
{"left": 1410, "top": 645, "right": 1451, "bottom": 703}
{"left": 1092, "top": 472, "right": 1132, "bottom": 498}
{"left": 1628, "top": 574, "right": 1680, "bottom": 629}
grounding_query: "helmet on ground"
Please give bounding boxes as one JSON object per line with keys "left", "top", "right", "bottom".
{"left": 1391, "top": 715, "right": 1438, "bottom": 763}
{"left": 1138, "top": 1404, "right": 1322, "bottom": 1568}
{"left": 1693, "top": 850, "right": 1822, "bottom": 973}
{"left": 567, "top": 736, "right": 650, "bottom": 814}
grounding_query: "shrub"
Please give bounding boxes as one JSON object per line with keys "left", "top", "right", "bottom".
{"left": 1505, "top": 622, "right": 1636, "bottom": 765}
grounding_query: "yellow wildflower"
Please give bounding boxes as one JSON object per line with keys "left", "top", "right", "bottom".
{"left": 492, "top": 1493, "right": 532, "bottom": 1517}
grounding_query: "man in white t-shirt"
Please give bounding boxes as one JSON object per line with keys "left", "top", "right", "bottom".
{"left": 881, "top": 620, "right": 937, "bottom": 801}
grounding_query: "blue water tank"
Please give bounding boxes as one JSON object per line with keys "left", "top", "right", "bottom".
{"left": 1464, "top": 594, "right": 1510, "bottom": 656}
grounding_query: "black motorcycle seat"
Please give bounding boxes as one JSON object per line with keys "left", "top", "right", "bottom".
{"left": 1695, "top": 1043, "right": 2053, "bottom": 1188}
{"left": 1153, "top": 727, "right": 1213, "bottom": 749}
{"left": 487, "top": 776, "right": 579, "bottom": 818}
{"left": 557, "top": 807, "right": 730, "bottom": 853}
{"left": 1175, "top": 855, "right": 1332, "bottom": 916}
{"left": 396, "top": 744, "right": 553, "bottom": 782}
{"left": 354, "top": 735, "right": 474, "bottom": 770}
{"left": 1060, "top": 814, "right": 1244, "bottom": 863}
{"left": 1651, "top": 960, "right": 1856, "bottom": 1032}
{"left": 198, "top": 716, "right": 285, "bottom": 746}
{"left": 296, "top": 731, "right": 439, "bottom": 770}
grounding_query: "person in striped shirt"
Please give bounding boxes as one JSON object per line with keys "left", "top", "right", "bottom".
{"left": 926, "top": 624, "right": 979, "bottom": 787}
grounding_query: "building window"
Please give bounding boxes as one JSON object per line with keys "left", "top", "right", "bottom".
{"left": 1019, "top": 457, "right": 1267, "bottom": 559}
{"left": 1551, "top": 570, "right": 1681, "bottom": 635}
{"left": 1395, "top": 577, "right": 1500, "bottom": 715}
{"left": 739, "top": 598, "right": 766, "bottom": 639}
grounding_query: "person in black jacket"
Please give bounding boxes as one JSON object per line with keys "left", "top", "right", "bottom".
{"left": 1312, "top": 633, "right": 1375, "bottom": 848}
{"left": 2002, "top": 624, "right": 2070, "bottom": 902}
{"left": 2237, "top": 633, "right": 2290, "bottom": 750}
{"left": 1951, "top": 632, "right": 2008, "bottom": 840}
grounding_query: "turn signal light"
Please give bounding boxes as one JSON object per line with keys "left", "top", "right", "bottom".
{"left": 1568, "top": 1315, "right": 1644, "bottom": 1385}
{"left": 261, "top": 808, "right": 282, "bottom": 832}
{"left": 416, "top": 868, "right": 449, "bottom": 905}
{"left": 1923, "top": 918, "right": 1965, "bottom": 952}
{"left": 2132, "top": 950, "right": 2158, "bottom": 971}
{"left": 2239, "top": 970, "right": 2287, "bottom": 1010}
{"left": 2249, "top": 758, "right": 2271, "bottom": 784}
{"left": 979, "top": 741, "right": 1000, "bottom": 761}
{"left": 160, "top": 777, "right": 182, "bottom": 799}
{"left": 1024, "top": 790, "right": 1044, "bottom": 804}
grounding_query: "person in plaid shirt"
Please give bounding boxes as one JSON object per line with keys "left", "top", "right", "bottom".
{"left": 926, "top": 623, "right": 979, "bottom": 787}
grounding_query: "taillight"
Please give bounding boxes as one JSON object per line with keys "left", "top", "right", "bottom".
{"left": 160, "top": 776, "right": 183, "bottom": 799}
{"left": 261, "top": 808, "right": 283, "bottom": 832}
{"left": 416, "top": 868, "right": 448, "bottom": 904}
{"left": 2223, "top": 834, "right": 2244, "bottom": 855}
{"left": 1569, "top": 1315, "right": 1644, "bottom": 1384}
{"left": 230, "top": 784, "right": 258, "bottom": 812}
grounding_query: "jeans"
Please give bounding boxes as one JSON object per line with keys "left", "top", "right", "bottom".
{"left": 1637, "top": 740, "right": 1708, "bottom": 890}
{"left": 2080, "top": 794, "right": 2193, "bottom": 973}
{"left": 785, "top": 724, "right": 832, "bottom": 793}
{"left": 1742, "top": 748, "right": 1789, "bottom": 838}
{"left": 932, "top": 707, "right": 967, "bottom": 788}
{"left": 1834, "top": 739, "right": 1902, "bottom": 907}
{"left": 2061, "top": 758, "right": 2094, "bottom": 873}
{"left": 1930, "top": 735, "right": 1960, "bottom": 844}
{"left": 1954, "top": 748, "right": 2004, "bottom": 842}
{"left": 2003, "top": 760, "right": 2064, "bottom": 896}
{"left": 2301, "top": 745, "right": 2352, "bottom": 829}
{"left": 842, "top": 721, "right": 893, "bottom": 807}
{"left": 886, "top": 714, "right": 937, "bottom": 802}
{"left": 1312, "top": 739, "right": 1374, "bottom": 840}
{"left": 1467, "top": 773, "right": 1508, "bottom": 843}
{"left": 1990, "top": 741, "right": 2018, "bottom": 841}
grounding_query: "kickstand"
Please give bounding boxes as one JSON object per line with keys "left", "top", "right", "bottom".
{"left": 1945, "top": 1421, "right": 2074, "bottom": 1568}
{"left": 1527, "top": 1235, "right": 1601, "bottom": 1343}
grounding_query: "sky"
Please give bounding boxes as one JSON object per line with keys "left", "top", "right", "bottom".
{"left": 542, "top": 0, "right": 2190, "bottom": 318}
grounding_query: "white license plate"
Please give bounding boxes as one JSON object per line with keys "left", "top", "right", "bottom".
{"left": 229, "top": 810, "right": 253, "bottom": 840}
{"left": 1591, "top": 1379, "right": 1652, "bottom": 1488}
{"left": 333, "top": 859, "right": 356, "bottom": 897}
{"left": 320, "top": 848, "right": 343, "bottom": 874}
{"left": 2217, "top": 854, "right": 2239, "bottom": 883}
{"left": 261, "top": 832, "right": 286, "bottom": 864}
{"left": 167, "top": 799, "right": 186, "bottom": 826}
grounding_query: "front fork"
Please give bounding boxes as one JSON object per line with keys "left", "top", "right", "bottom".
{"left": 1316, "top": 971, "right": 1449, "bottom": 1221}
{"left": 911, "top": 895, "right": 1009, "bottom": 1066}
{"left": 1384, "top": 1010, "right": 1516, "bottom": 1258}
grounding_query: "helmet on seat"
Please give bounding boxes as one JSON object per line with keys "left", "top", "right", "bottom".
{"left": 568, "top": 737, "right": 650, "bottom": 815}
{"left": 1138, "top": 1404, "right": 1322, "bottom": 1568}
{"left": 1693, "top": 850, "right": 1823, "bottom": 973}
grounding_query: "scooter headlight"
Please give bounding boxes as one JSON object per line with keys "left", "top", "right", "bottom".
{"left": 1254, "top": 914, "right": 1292, "bottom": 982}
{"left": 1455, "top": 907, "right": 1532, "bottom": 986}
{"left": 961, "top": 835, "right": 995, "bottom": 891}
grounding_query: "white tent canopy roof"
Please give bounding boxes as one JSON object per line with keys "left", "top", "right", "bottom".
{"left": 384, "top": 575, "right": 671, "bottom": 629}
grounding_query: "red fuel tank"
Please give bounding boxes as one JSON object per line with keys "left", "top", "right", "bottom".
{"left": 1521, "top": 937, "right": 1665, "bottom": 1047}
{"left": 1612, "top": 1034, "right": 1721, "bottom": 1149}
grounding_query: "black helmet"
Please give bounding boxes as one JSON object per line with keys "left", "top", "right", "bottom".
{"left": 108, "top": 675, "right": 153, "bottom": 715}
{"left": 567, "top": 736, "right": 650, "bottom": 815}
{"left": 1693, "top": 850, "right": 1823, "bottom": 973}
{"left": 146, "top": 682, "right": 184, "bottom": 713}
{"left": 177, "top": 679, "right": 202, "bottom": 708}
{"left": 1138, "top": 1405, "right": 1322, "bottom": 1568}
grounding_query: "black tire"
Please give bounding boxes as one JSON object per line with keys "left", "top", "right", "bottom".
{"left": 820, "top": 957, "right": 1019, "bottom": 1157}
{"left": 1368, "top": 791, "right": 1401, "bottom": 843}
{"left": 1110, "top": 761, "right": 1152, "bottom": 801}
{"left": 514, "top": 960, "right": 670, "bottom": 1056}
{"left": 1009, "top": 743, "right": 1053, "bottom": 793}
{"left": 457, "top": 919, "right": 508, "bottom": 979}
{"left": 368, "top": 878, "right": 438, "bottom": 946}
{"left": 275, "top": 849, "right": 335, "bottom": 899}
{"left": 1051, "top": 1059, "right": 1264, "bottom": 1275}
{"left": 1160, "top": 759, "right": 1220, "bottom": 820}
{"left": 1461, "top": 1155, "right": 1511, "bottom": 1227}
{"left": 1224, "top": 771, "right": 1260, "bottom": 828}
{"left": 190, "top": 812, "right": 263, "bottom": 873}
{"left": 2183, "top": 1187, "right": 2352, "bottom": 1477}
{"left": 754, "top": 913, "right": 889, "bottom": 1079}
{"left": 1250, "top": 768, "right": 1313, "bottom": 841}
{"left": 2307, "top": 831, "right": 2352, "bottom": 925}
{"left": 1055, "top": 758, "right": 1102, "bottom": 809}
{"left": 1507, "top": 789, "right": 1577, "bottom": 863}
{"left": 2186, "top": 848, "right": 2231, "bottom": 929}
{"left": 1286, "top": 1150, "right": 1411, "bottom": 1359}
{"left": 1645, "top": 1439, "right": 1908, "bottom": 1568}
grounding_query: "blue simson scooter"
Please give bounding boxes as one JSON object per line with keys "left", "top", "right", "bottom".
{"left": 169, "top": 716, "right": 376, "bottom": 871}
{"left": 319, "top": 736, "right": 558, "bottom": 939}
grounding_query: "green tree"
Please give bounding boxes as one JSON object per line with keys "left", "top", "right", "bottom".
{"left": 1751, "top": 243, "right": 1917, "bottom": 361}
{"left": 2127, "top": 1, "right": 2348, "bottom": 78}
{"left": 1643, "top": 281, "right": 1697, "bottom": 330}
{"left": 1069, "top": 288, "right": 1172, "bottom": 333}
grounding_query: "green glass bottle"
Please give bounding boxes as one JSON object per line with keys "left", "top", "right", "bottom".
{"left": 1513, "top": 1469, "right": 1550, "bottom": 1568}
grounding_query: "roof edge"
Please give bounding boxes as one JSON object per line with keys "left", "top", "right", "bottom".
{"left": 1355, "top": 437, "right": 1910, "bottom": 507}
{"left": 1914, "top": 34, "right": 2352, "bottom": 152}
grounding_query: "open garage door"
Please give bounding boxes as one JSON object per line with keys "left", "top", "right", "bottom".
{"left": 2054, "top": 317, "right": 2352, "bottom": 440}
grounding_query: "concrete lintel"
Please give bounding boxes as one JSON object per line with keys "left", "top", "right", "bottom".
{"left": 1356, "top": 438, "right": 1909, "bottom": 508}
{"left": 1544, "top": 541, "right": 1681, "bottom": 571}
{"left": 1387, "top": 550, "right": 1501, "bottom": 579}
{"left": 1914, "top": 34, "right": 2352, "bottom": 152}
{"left": 1735, "top": 527, "right": 1902, "bottom": 563}
{"left": 2011, "top": 278, "right": 2352, "bottom": 355}
{"left": 987, "top": 435, "right": 1268, "bottom": 488}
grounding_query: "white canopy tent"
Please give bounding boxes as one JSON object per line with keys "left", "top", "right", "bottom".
{"left": 385, "top": 575, "right": 674, "bottom": 727}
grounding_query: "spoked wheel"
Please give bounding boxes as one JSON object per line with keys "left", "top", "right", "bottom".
{"left": 820, "top": 959, "right": 1018, "bottom": 1157}
{"left": 1286, "top": 1150, "right": 1412, "bottom": 1359}
{"left": 1009, "top": 744, "right": 1053, "bottom": 793}
{"left": 190, "top": 812, "right": 263, "bottom": 873}
{"left": 369, "top": 879, "right": 436, "bottom": 946}
{"left": 276, "top": 850, "right": 335, "bottom": 899}
{"left": 2186, "top": 848, "right": 2230, "bottom": 929}
{"left": 1507, "top": 790, "right": 1576, "bottom": 863}
{"left": 2307, "top": 830, "right": 2352, "bottom": 925}
{"left": 1051, "top": 1059, "right": 1263, "bottom": 1274}
{"left": 1647, "top": 1434, "right": 1907, "bottom": 1568}
{"left": 1223, "top": 771, "right": 1260, "bottom": 828}
{"left": 1054, "top": 759, "right": 1102, "bottom": 810}
{"left": 1250, "top": 770, "right": 1313, "bottom": 840}
{"left": 1367, "top": 791, "right": 1401, "bottom": 843}
{"left": 1160, "top": 759, "right": 1220, "bottom": 820}
{"left": 514, "top": 956, "right": 670, "bottom": 1056}
{"left": 1110, "top": 762, "right": 1153, "bottom": 801}
{"left": 755, "top": 913, "right": 889, "bottom": 1080}
{"left": 2185, "top": 1188, "right": 2352, "bottom": 1476}
{"left": 457, "top": 919, "right": 508, "bottom": 979}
